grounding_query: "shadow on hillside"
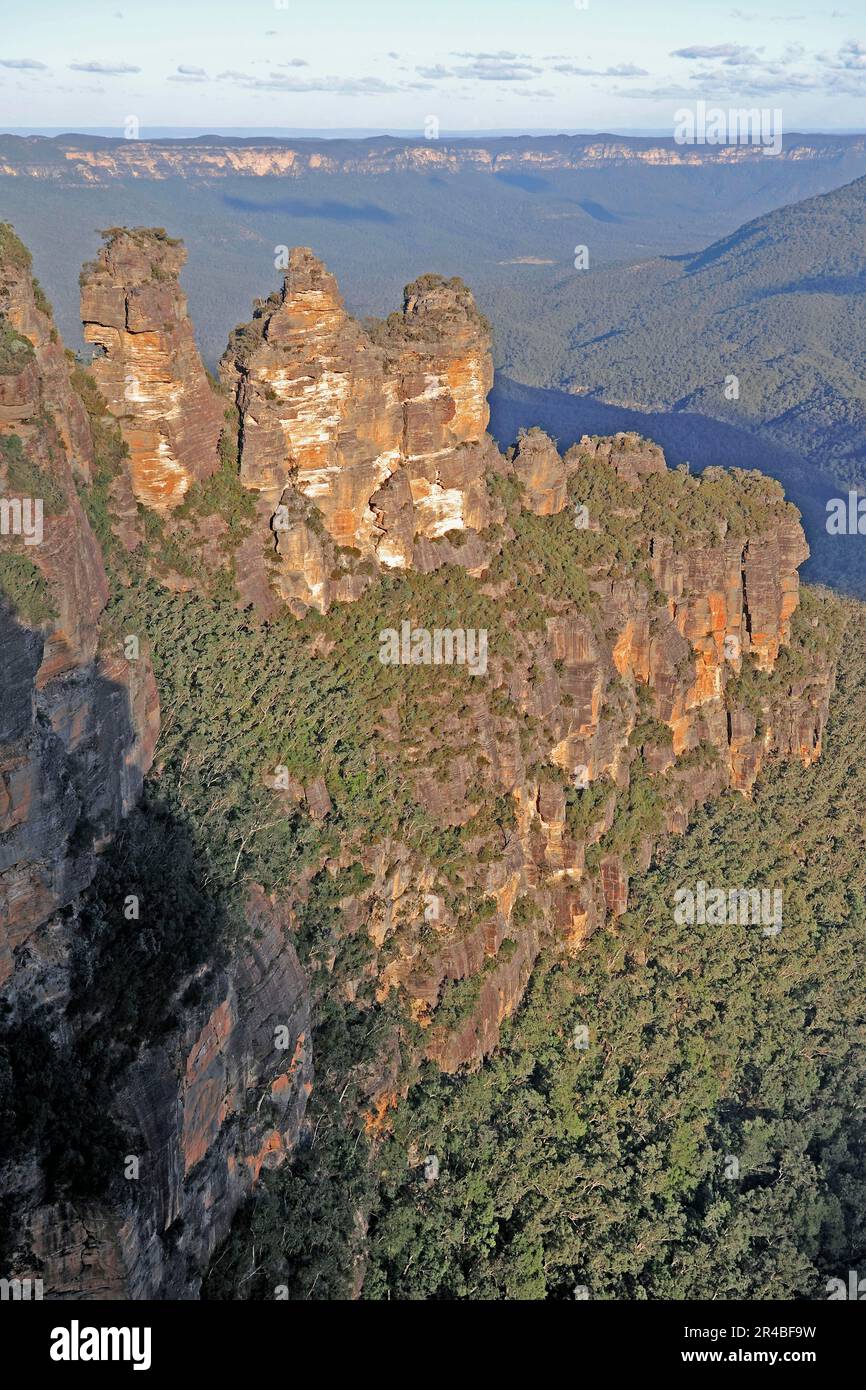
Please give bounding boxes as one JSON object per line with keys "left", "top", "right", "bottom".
{"left": 222, "top": 193, "right": 398, "bottom": 223}
{"left": 492, "top": 171, "right": 551, "bottom": 192}
{"left": 578, "top": 199, "right": 623, "bottom": 224}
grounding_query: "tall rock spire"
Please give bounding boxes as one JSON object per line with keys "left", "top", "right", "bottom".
{"left": 80, "top": 227, "right": 223, "bottom": 511}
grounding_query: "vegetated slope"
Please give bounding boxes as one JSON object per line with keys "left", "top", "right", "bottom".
{"left": 362, "top": 594, "right": 866, "bottom": 1302}
{"left": 501, "top": 176, "right": 866, "bottom": 490}
{"left": 208, "top": 586, "right": 866, "bottom": 1300}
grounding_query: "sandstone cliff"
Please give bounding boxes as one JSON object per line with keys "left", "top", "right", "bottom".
{"left": 0, "top": 224, "right": 159, "bottom": 980}
{"left": 0, "top": 228, "right": 840, "bottom": 1300}
{"left": 77, "top": 232, "right": 834, "bottom": 1081}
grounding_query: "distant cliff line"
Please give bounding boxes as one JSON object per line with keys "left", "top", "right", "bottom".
{"left": 2, "top": 131, "right": 866, "bottom": 181}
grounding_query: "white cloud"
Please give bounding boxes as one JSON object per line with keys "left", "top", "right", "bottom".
{"left": 823, "top": 39, "right": 866, "bottom": 70}
{"left": 69, "top": 60, "right": 141, "bottom": 74}
{"left": 217, "top": 70, "right": 401, "bottom": 95}
{"left": 672, "top": 44, "right": 763, "bottom": 66}
{"left": 555, "top": 62, "right": 649, "bottom": 77}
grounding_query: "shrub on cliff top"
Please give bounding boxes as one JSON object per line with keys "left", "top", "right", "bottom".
{"left": 0, "top": 222, "right": 32, "bottom": 272}
{"left": 1, "top": 433, "right": 66, "bottom": 514}
{"left": 0, "top": 317, "right": 35, "bottom": 375}
{"left": 0, "top": 553, "right": 57, "bottom": 624}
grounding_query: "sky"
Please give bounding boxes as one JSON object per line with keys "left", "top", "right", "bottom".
{"left": 0, "top": 0, "right": 864, "bottom": 134}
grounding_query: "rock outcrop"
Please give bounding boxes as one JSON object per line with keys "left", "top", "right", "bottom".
{"left": 72, "top": 232, "right": 834, "bottom": 1077}
{"left": 80, "top": 228, "right": 223, "bottom": 511}
{"left": 221, "top": 249, "right": 500, "bottom": 614}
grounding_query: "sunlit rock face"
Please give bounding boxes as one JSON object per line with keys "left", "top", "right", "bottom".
{"left": 80, "top": 228, "right": 223, "bottom": 511}
{"left": 512, "top": 428, "right": 568, "bottom": 515}
{"left": 221, "top": 248, "right": 500, "bottom": 614}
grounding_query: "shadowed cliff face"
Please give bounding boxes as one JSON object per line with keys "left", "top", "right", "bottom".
{"left": 80, "top": 228, "right": 224, "bottom": 511}
{"left": 10, "top": 884, "right": 311, "bottom": 1301}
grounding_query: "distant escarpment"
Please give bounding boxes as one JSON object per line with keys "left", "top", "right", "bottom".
{"left": 2, "top": 132, "right": 865, "bottom": 183}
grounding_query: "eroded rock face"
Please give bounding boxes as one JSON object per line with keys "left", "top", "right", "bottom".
{"left": 221, "top": 249, "right": 500, "bottom": 614}
{"left": 80, "top": 229, "right": 223, "bottom": 511}
{"left": 512, "top": 427, "right": 568, "bottom": 515}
